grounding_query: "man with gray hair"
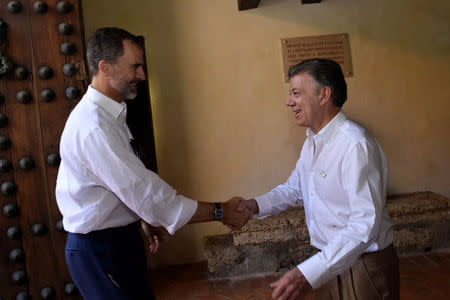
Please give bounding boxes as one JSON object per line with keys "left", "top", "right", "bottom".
{"left": 235, "top": 58, "right": 399, "bottom": 299}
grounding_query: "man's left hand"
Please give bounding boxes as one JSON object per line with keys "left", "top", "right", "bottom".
{"left": 270, "top": 267, "right": 312, "bottom": 300}
{"left": 141, "top": 220, "right": 162, "bottom": 254}
{"left": 147, "top": 233, "right": 160, "bottom": 254}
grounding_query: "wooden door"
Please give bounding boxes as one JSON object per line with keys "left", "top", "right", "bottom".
{"left": 0, "top": 1, "right": 86, "bottom": 299}
{"left": 1, "top": 2, "right": 158, "bottom": 299}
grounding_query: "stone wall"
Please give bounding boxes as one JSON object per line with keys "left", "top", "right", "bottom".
{"left": 203, "top": 192, "right": 450, "bottom": 277}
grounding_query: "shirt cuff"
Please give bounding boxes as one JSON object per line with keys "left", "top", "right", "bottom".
{"left": 297, "top": 253, "right": 328, "bottom": 289}
{"left": 254, "top": 194, "right": 273, "bottom": 219}
{"left": 165, "top": 196, "right": 198, "bottom": 235}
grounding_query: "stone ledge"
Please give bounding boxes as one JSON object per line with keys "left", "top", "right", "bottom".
{"left": 233, "top": 226, "right": 309, "bottom": 246}
{"left": 392, "top": 209, "right": 450, "bottom": 227}
{"left": 232, "top": 191, "right": 450, "bottom": 246}
{"left": 387, "top": 192, "right": 449, "bottom": 216}
{"left": 204, "top": 191, "right": 450, "bottom": 277}
{"left": 237, "top": 207, "right": 305, "bottom": 233}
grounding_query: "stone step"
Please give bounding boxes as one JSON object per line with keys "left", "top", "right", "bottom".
{"left": 233, "top": 191, "right": 449, "bottom": 245}
{"left": 387, "top": 192, "right": 449, "bottom": 216}
{"left": 204, "top": 191, "right": 450, "bottom": 278}
{"left": 203, "top": 234, "right": 317, "bottom": 276}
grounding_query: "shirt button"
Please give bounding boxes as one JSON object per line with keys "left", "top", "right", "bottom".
{"left": 310, "top": 192, "right": 314, "bottom": 197}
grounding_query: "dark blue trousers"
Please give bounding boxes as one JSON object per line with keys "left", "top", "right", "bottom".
{"left": 65, "top": 222, "right": 155, "bottom": 300}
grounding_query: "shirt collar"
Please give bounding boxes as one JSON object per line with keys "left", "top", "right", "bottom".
{"left": 87, "top": 85, "right": 127, "bottom": 120}
{"left": 306, "top": 110, "right": 347, "bottom": 142}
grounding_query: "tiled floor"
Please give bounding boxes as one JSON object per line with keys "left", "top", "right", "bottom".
{"left": 149, "top": 250, "right": 450, "bottom": 300}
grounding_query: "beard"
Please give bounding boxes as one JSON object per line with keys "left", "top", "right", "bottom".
{"left": 110, "top": 79, "right": 138, "bottom": 100}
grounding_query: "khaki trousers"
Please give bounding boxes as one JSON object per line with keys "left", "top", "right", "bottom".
{"left": 316, "top": 244, "right": 400, "bottom": 300}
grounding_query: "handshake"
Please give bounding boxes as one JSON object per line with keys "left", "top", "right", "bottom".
{"left": 220, "top": 197, "right": 259, "bottom": 230}
{"left": 142, "top": 197, "right": 260, "bottom": 254}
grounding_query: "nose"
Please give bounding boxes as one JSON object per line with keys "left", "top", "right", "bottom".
{"left": 137, "top": 66, "right": 146, "bottom": 81}
{"left": 286, "top": 95, "right": 294, "bottom": 106}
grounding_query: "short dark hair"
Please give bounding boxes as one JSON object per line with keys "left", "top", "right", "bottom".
{"left": 288, "top": 59, "right": 347, "bottom": 107}
{"left": 86, "top": 27, "right": 142, "bottom": 76}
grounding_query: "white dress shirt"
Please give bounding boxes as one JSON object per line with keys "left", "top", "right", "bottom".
{"left": 56, "top": 86, "right": 198, "bottom": 234}
{"left": 255, "top": 111, "right": 393, "bottom": 288}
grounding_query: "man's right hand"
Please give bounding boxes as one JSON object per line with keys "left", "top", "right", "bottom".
{"left": 221, "top": 197, "right": 258, "bottom": 230}
{"left": 236, "top": 197, "right": 259, "bottom": 215}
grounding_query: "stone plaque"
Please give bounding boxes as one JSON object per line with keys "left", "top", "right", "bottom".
{"left": 281, "top": 33, "right": 352, "bottom": 82}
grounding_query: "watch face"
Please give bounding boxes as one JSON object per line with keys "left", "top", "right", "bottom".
{"left": 214, "top": 203, "right": 223, "bottom": 221}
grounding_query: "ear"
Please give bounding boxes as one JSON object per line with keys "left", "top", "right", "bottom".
{"left": 98, "top": 60, "right": 113, "bottom": 77}
{"left": 319, "top": 86, "right": 332, "bottom": 106}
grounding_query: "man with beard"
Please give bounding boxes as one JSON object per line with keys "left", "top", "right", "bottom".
{"left": 234, "top": 59, "right": 399, "bottom": 299}
{"left": 56, "top": 27, "right": 250, "bottom": 300}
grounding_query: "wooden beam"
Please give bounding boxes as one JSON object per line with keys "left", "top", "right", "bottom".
{"left": 238, "top": 0, "right": 261, "bottom": 11}
{"left": 302, "top": 0, "right": 322, "bottom": 4}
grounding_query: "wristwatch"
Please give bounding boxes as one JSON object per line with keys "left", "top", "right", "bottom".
{"left": 213, "top": 202, "right": 223, "bottom": 221}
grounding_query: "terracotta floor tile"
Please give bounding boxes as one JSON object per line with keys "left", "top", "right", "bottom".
{"left": 155, "top": 281, "right": 211, "bottom": 298}
{"left": 426, "top": 252, "right": 450, "bottom": 268}
{"left": 236, "top": 294, "right": 270, "bottom": 300}
{"left": 261, "top": 273, "right": 283, "bottom": 285}
{"left": 211, "top": 279, "right": 232, "bottom": 288}
{"left": 401, "top": 255, "right": 423, "bottom": 268}
{"left": 303, "top": 292, "right": 317, "bottom": 300}
{"left": 406, "top": 254, "right": 440, "bottom": 269}
{"left": 414, "top": 286, "right": 448, "bottom": 300}
{"left": 251, "top": 287, "right": 273, "bottom": 297}
{"left": 424, "top": 271, "right": 450, "bottom": 293}
{"left": 229, "top": 276, "right": 272, "bottom": 291}
{"left": 177, "top": 281, "right": 211, "bottom": 297}
{"left": 197, "top": 296, "right": 233, "bottom": 300}
{"left": 150, "top": 251, "right": 450, "bottom": 300}
{"left": 152, "top": 281, "right": 178, "bottom": 298}
{"left": 214, "top": 289, "right": 257, "bottom": 300}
